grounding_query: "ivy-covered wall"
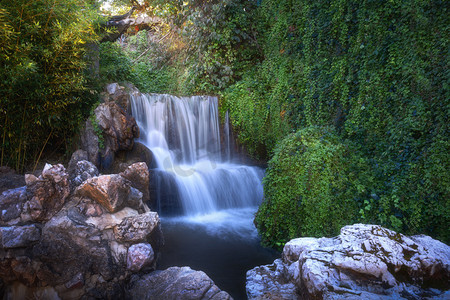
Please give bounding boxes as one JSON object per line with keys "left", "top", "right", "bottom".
{"left": 223, "top": 0, "right": 449, "bottom": 247}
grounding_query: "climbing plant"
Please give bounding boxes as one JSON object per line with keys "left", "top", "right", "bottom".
{"left": 255, "top": 126, "right": 373, "bottom": 249}
{"left": 224, "top": 0, "right": 449, "bottom": 244}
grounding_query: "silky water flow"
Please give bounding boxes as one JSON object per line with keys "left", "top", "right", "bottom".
{"left": 130, "top": 93, "right": 278, "bottom": 299}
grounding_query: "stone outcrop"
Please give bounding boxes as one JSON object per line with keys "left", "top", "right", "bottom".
{"left": 128, "top": 266, "right": 233, "bottom": 300}
{"left": 246, "top": 224, "right": 450, "bottom": 299}
{"left": 95, "top": 102, "right": 139, "bottom": 153}
{"left": 0, "top": 162, "right": 165, "bottom": 299}
{"left": 80, "top": 84, "right": 140, "bottom": 171}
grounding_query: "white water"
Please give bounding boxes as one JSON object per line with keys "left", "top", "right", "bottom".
{"left": 130, "top": 93, "right": 264, "bottom": 224}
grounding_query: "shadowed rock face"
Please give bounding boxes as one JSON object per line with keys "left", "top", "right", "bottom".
{"left": 246, "top": 224, "right": 450, "bottom": 300}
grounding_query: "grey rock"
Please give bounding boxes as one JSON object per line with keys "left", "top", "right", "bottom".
{"left": 80, "top": 119, "right": 100, "bottom": 166}
{"left": 128, "top": 266, "right": 232, "bottom": 300}
{"left": 0, "top": 186, "right": 27, "bottom": 224}
{"left": 120, "top": 162, "right": 150, "bottom": 204}
{"left": 0, "top": 167, "right": 25, "bottom": 194}
{"left": 246, "top": 259, "right": 297, "bottom": 300}
{"left": 127, "top": 243, "right": 154, "bottom": 272}
{"left": 0, "top": 225, "right": 40, "bottom": 248}
{"left": 67, "top": 150, "right": 89, "bottom": 174}
{"left": 247, "top": 224, "right": 450, "bottom": 300}
{"left": 24, "top": 164, "right": 70, "bottom": 222}
{"left": 113, "top": 212, "right": 161, "bottom": 245}
{"left": 69, "top": 160, "right": 99, "bottom": 189}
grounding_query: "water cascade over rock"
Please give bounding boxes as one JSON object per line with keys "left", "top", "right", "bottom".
{"left": 129, "top": 93, "right": 264, "bottom": 217}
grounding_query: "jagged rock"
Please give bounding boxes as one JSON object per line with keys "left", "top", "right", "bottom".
{"left": 76, "top": 174, "right": 130, "bottom": 213}
{"left": 0, "top": 187, "right": 27, "bottom": 225}
{"left": 94, "top": 102, "right": 139, "bottom": 153}
{"left": 127, "top": 243, "right": 154, "bottom": 272}
{"left": 80, "top": 100, "right": 139, "bottom": 171}
{"left": 67, "top": 150, "right": 89, "bottom": 173}
{"left": 246, "top": 224, "right": 450, "bottom": 299}
{"left": 113, "top": 212, "right": 161, "bottom": 245}
{"left": 24, "top": 164, "right": 70, "bottom": 222}
{"left": 128, "top": 266, "right": 232, "bottom": 300}
{"left": 76, "top": 174, "right": 148, "bottom": 214}
{"left": 0, "top": 192, "right": 163, "bottom": 299}
{"left": 0, "top": 225, "right": 40, "bottom": 248}
{"left": 69, "top": 160, "right": 99, "bottom": 189}
{"left": 246, "top": 259, "right": 297, "bottom": 299}
{"left": 120, "top": 162, "right": 150, "bottom": 204}
{"left": 104, "top": 83, "right": 134, "bottom": 113}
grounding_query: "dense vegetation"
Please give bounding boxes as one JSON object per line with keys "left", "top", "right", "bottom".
{"left": 1, "top": 0, "right": 448, "bottom": 248}
{"left": 0, "top": 0, "right": 101, "bottom": 171}
{"left": 225, "top": 0, "right": 449, "bottom": 247}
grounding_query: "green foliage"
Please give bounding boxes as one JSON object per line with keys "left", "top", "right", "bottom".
{"left": 89, "top": 113, "right": 105, "bottom": 150}
{"left": 98, "top": 29, "right": 181, "bottom": 94}
{"left": 99, "top": 42, "right": 134, "bottom": 83}
{"left": 223, "top": 0, "right": 449, "bottom": 245}
{"left": 179, "top": 0, "right": 260, "bottom": 93}
{"left": 0, "top": 0, "right": 101, "bottom": 170}
{"left": 255, "top": 126, "right": 372, "bottom": 248}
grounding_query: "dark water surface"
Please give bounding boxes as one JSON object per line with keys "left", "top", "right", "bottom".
{"left": 158, "top": 208, "right": 280, "bottom": 300}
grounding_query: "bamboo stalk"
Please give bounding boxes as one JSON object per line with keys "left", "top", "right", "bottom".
{"left": 1, "top": 114, "right": 7, "bottom": 166}
{"left": 33, "top": 129, "right": 53, "bottom": 173}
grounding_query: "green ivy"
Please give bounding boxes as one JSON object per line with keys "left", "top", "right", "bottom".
{"left": 255, "top": 126, "right": 372, "bottom": 249}
{"left": 224, "top": 0, "right": 449, "bottom": 245}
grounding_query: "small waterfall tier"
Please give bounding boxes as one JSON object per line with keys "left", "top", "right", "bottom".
{"left": 130, "top": 93, "right": 264, "bottom": 217}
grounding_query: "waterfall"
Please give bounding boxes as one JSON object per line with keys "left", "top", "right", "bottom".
{"left": 130, "top": 93, "right": 264, "bottom": 217}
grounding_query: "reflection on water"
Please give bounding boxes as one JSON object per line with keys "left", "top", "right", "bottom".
{"left": 159, "top": 208, "right": 279, "bottom": 300}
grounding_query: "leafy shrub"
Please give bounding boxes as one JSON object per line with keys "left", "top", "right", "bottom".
{"left": 99, "top": 42, "right": 134, "bottom": 83}
{"left": 255, "top": 126, "right": 373, "bottom": 249}
{"left": 0, "top": 0, "right": 100, "bottom": 170}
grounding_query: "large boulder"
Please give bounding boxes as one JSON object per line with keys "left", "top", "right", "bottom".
{"left": 76, "top": 173, "right": 148, "bottom": 214}
{"left": 128, "top": 266, "right": 232, "bottom": 300}
{"left": 76, "top": 174, "right": 132, "bottom": 213}
{"left": 246, "top": 224, "right": 450, "bottom": 299}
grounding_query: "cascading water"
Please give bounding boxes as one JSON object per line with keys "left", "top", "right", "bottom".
{"left": 129, "top": 92, "right": 277, "bottom": 299}
{"left": 130, "top": 93, "right": 264, "bottom": 218}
